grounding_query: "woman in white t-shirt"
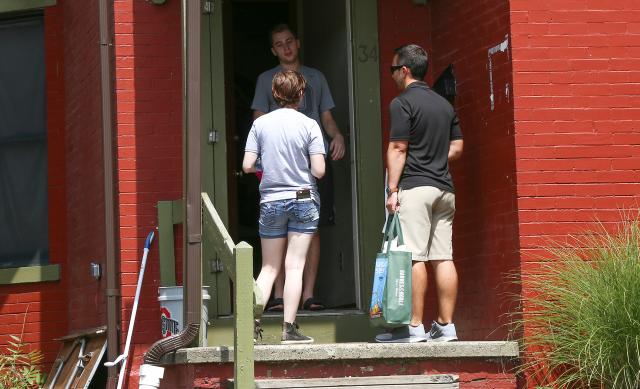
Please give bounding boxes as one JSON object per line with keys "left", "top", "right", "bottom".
{"left": 243, "top": 70, "right": 325, "bottom": 344}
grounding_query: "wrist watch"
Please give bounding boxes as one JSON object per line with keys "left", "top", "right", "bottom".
{"left": 385, "top": 186, "right": 398, "bottom": 196}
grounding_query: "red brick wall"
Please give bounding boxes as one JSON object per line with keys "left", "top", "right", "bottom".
{"left": 510, "top": 1, "right": 640, "bottom": 386}
{"left": 113, "top": 1, "right": 183, "bottom": 387}
{"left": 0, "top": 4, "right": 69, "bottom": 366}
{"left": 63, "top": 0, "right": 107, "bottom": 333}
{"left": 162, "top": 360, "right": 517, "bottom": 389}
{"left": 511, "top": 0, "right": 640, "bottom": 258}
{"left": 431, "top": 0, "right": 519, "bottom": 341}
{"left": 378, "top": 0, "right": 519, "bottom": 340}
{"left": 378, "top": 0, "right": 433, "bottom": 151}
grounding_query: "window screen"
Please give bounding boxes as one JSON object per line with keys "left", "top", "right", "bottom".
{"left": 0, "top": 14, "right": 48, "bottom": 268}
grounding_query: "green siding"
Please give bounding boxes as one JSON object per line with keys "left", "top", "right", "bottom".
{"left": 158, "top": 200, "right": 181, "bottom": 286}
{"left": 0, "top": 0, "right": 55, "bottom": 14}
{"left": 0, "top": 264, "right": 60, "bottom": 284}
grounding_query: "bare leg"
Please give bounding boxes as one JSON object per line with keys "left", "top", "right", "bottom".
{"left": 411, "top": 261, "right": 428, "bottom": 327}
{"left": 255, "top": 237, "right": 287, "bottom": 308}
{"left": 431, "top": 260, "right": 458, "bottom": 323}
{"left": 283, "top": 232, "right": 314, "bottom": 323}
{"left": 272, "top": 268, "right": 285, "bottom": 300}
{"left": 302, "top": 232, "right": 320, "bottom": 302}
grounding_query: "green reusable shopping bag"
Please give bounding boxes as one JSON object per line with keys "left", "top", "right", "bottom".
{"left": 370, "top": 213, "right": 412, "bottom": 328}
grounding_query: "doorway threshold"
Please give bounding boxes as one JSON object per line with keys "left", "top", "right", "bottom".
{"left": 209, "top": 310, "right": 376, "bottom": 345}
{"left": 219, "top": 308, "right": 362, "bottom": 319}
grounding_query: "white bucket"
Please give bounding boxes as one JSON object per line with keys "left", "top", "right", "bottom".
{"left": 158, "top": 286, "right": 210, "bottom": 344}
{"left": 139, "top": 364, "right": 164, "bottom": 389}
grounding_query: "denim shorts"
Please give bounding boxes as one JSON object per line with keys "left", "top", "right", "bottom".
{"left": 259, "top": 198, "right": 320, "bottom": 238}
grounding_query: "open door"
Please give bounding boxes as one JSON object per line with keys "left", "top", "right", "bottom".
{"left": 201, "top": 0, "right": 232, "bottom": 318}
{"left": 225, "top": 0, "right": 357, "bottom": 310}
{"left": 202, "top": 0, "right": 383, "bottom": 342}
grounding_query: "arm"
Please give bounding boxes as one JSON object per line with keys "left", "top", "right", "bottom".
{"left": 310, "top": 153, "right": 326, "bottom": 179}
{"left": 320, "top": 110, "right": 345, "bottom": 161}
{"left": 253, "top": 110, "right": 265, "bottom": 120}
{"left": 242, "top": 151, "right": 258, "bottom": 173}
{"left": 386, "top": 140, "right": 408, "bottom": 213}
{"left": 448, "top": 139, "right": 463, "bottom": 161}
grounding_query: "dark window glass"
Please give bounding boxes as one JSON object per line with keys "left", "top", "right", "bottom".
{"left": 0, "top": 14, "right": 48, "bottom": 268}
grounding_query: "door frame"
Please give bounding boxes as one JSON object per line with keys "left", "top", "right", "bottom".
{"left": 201, "top": 0, "right": 232, "bottom": 318}
{"left": 201, "top": 0, "right": 383, "bottom": 333}
{"left": 347, "top": 0, "right": 384, "bottom": 310}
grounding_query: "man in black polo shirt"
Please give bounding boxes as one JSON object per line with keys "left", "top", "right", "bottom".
{"left": 376, "top": 44, "right": 463, "bottom": 343}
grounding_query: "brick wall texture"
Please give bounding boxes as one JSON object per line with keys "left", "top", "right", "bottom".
{"left": 379, "top": 0, "right": 520, "bottom": 341}
{"left": 511, "top": 0, "right": 640, "bottom": 259}
{"left": 112, "top": 0, "right": 183, "bottom": 386}
{"left": 2, "top": 0, "right": 639, "bottom": 388}
{"left": 510, "top": 1, "right": 640, "bottom": 386}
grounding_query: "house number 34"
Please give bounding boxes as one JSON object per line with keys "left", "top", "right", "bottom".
{"left": 357, "top": 44, "right": 378, "bottom": 63}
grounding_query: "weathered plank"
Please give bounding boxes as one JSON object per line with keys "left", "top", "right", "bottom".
{"left": 202, "top": 193, "right": 236, "bottom": 278}
{"left": 234, "top": 242, "right": 255, "bottom": 388}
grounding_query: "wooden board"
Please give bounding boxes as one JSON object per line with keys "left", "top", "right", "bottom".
{"left": 43, "top": 330, "right": 107, "bottom": 389}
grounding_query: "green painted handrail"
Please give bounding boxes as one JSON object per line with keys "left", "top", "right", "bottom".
{"left": 201, "top": 193, "right": 261, "bottom": 388}
{"left": 201, "top": 193, "right": 264, "bottom": 316}
{"left": 157, "top": 194, "right": 263, "bottom": 387}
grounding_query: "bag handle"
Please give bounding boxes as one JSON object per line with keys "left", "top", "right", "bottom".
{"left": 381, "top": 213, "right": 405, "bottom": 252}
{"left": 380, "top": 215, "right": 394, "bottom": 252}
{"left": 390, "top": 213, "right": 405, "bottom": 246}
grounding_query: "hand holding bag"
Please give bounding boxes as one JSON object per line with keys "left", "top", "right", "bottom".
{"left": 369, "top": 213, "right": 412, "bottom": 328}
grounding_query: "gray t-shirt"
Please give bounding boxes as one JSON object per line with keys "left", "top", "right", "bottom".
{"left": 245, "top": 108, "right": 326, "bottom": 203}
{"left": 251, "top": 65, "right": 335, "bottom": 137}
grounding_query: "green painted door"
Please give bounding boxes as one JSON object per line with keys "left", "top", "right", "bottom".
{"left": 349, "top": 0, "right": 385, "bottom": 312}
{"left": 201, "top": 0, "right": 232, "bottom": 317}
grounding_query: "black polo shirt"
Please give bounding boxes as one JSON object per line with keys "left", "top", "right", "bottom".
{"left": 389, "top": 81, "right": 463, "bottom": 193}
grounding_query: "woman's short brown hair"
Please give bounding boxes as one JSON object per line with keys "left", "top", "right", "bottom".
{"left": 272, "top": 70, "right": 306, "bottom": 107}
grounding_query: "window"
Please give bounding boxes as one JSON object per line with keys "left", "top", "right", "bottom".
{"left": 0, "top": 14, "right": 48, "bottom": 269}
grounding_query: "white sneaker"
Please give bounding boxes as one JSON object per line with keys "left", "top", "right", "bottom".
{"left": 375, "top": 324, "right": 427, "bottom": 343}
{"left": 426, "top": 321, "right": 458, "bottom": 342}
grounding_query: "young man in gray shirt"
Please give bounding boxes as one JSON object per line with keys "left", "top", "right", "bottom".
{"left": 252, "top": 23, "right": 345, "bottom": 311}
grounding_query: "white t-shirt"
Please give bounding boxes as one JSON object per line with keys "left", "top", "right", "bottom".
{"left": 245, "top": 108, "right": 326, "bottom": 203}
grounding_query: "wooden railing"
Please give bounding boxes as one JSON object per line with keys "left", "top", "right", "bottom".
{"left": 157, "top": 193, "right": 263, "bottom": 388}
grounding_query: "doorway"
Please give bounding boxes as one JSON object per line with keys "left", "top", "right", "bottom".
{"left": 228, "top": 0, "right": 356, "bottom": 310}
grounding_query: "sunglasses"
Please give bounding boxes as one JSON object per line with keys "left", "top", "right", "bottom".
{"left": 390, "top": 64, "right": 406, "bottom": 74}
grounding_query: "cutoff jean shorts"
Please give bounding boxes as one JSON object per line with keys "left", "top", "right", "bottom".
{"left": 397, "top": 186, "right": 456, "bottom": 261}
{"left": 258, "top": 198, "right": 320, "bottom": 238}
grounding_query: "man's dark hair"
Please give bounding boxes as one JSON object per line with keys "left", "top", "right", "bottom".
{"left": 272, "top": 70, "right": 306, "bottom": 107}
{"left": 394, "top": 44, "right": 429, "bottom": 80}
{"left": 269, "top": 23, "right": 297, "bottom": 46}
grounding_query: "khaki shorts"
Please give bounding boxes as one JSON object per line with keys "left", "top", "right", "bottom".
{"left": 397, "top": 186, "right": 455, "bottom": 261}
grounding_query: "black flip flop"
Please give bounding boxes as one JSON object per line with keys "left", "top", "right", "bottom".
{"left": 265, "top": 297, "right": 284, "bottom": 312}
{"left": 303, "top": 297, "right": 325, "bottom": 311}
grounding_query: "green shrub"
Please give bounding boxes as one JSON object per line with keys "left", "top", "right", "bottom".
{"left": 516, "top": 220, "right": 640, "bottom": 388}
{"left": 0, "top": 335, "right": 45, "bottom": 389}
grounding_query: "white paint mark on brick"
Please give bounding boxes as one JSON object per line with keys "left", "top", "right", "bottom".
{"left": 488, "top": 34, "right": 509, "bottom": 111}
